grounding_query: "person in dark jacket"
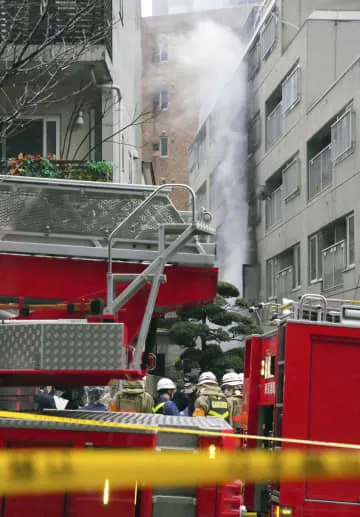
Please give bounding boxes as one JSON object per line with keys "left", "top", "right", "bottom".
{"left": 34, "top": 386, "right": 56, "bottom": 412}
{"left": 153, "top": 378, "right": 180, "bottom": 416}
{"left": 80, "top": 387, "right": 109, "bottom": 412}
{"left": 183, "top": 375, "right": 198, "bottom": 416}
{"left": 173, "top": 380, "right": 188, "bottom": 412}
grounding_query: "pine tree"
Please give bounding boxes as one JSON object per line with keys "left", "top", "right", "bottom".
{"left": 168, "top": 281, "right": 263, "bottom": 379}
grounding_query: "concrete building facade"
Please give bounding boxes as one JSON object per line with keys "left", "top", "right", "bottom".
{"left": 141, "top": 6, "right": 252, "bottom": 209}
{"left": 1, "top": 0, "right": 144, "bottom": 184}
{"left": 190, "top": 0, "right": 360, "bottom": 302}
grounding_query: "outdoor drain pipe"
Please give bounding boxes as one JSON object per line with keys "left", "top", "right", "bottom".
{"left": 91, "top": 70, "right": 122, "bottom": 180}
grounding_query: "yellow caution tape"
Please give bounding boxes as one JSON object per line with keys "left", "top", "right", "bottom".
{"left": 0, "top": 448, "right": 358, "bottom": 495}
{"left": 0, "top": 410, "right": 359, "bottom": 451}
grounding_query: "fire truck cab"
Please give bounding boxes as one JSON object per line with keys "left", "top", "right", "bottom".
{"left": 242, "top": 294, "right": 360, "bottom": 517}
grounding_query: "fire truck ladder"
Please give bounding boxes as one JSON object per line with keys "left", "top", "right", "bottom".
{"left": 104, "top": 183, "right": 215, "bottom": 369}
{"left": 0, "top": 176, "right": 216, "bottom": 377}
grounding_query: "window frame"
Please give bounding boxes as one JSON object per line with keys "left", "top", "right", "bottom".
{"left": 261, "top": 13, "right": 277, "bottom": 60}
{"left": 159, "top": 35, "right": 168, "bottom": 62}
{"left": 265, "top": 185, "right": 283, "bottom": 231}
{"left": 346, "top": 213, "right": 355, "bottom": 269}
{"left": 309, "top": 233, "right": 322, "bottom": 283}
{"left": 119, "top": 0, "right": 124, "bottom": 25}
{"left": 282, "top": 66, "right": 301, "bottom": 114}
{"left": 160, "top": 136, "right": 168, "bottom": 158}
{"left": 331, "top": 109, "right": 353, "bottom": 163}
{"left": 293, "top": 243, "right": 301, "bottom": 289}
{"left": 266, "top": 258, "right": 276, "bottom": 300}
{"left": 282, "top": 157, "right": 299, "bottom": 201}
{"left": 5, "top": 116, "right": 60, "bottom": 158}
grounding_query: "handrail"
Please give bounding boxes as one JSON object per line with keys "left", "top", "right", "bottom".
{"left": 106, "top": 184, "right": 196, "bottom": 308}
{"left": 299, "top": 294, "right": 327, "bottom": 320}
{"left": 309, "top": 143, "right": 332, "bottom": 165}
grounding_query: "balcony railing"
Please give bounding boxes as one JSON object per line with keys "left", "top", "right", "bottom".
{"left": 266, "top": 102, "right": 282, "bottom": 149}
{"left": 308, "top": 144, "right": 332, "bottom": 200}
{"left": 322, "top": 240, "right": 345, "bottom": 291}
{"left": 276, "top": 266, "right": 293, "bottom": 301}
{"left": 0, "top": 0, "right": 112, "bottom": 58}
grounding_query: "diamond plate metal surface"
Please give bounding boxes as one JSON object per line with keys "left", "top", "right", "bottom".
{"left": 0, "top": 178, "right": 183, "bottom": 241}
{"left": 0, "top": 411, "right": 231, "bottom": 434}
{"left": 0, "top": 323, "right": 123, "bottom": 370}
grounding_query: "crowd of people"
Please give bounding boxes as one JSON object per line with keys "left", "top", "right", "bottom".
{"left": 34, "top": 370, "right": 244, "bottom": 431}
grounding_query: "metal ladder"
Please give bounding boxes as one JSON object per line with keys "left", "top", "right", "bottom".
{"left": 104, "top": 184, "right": 215, "bottom": 370}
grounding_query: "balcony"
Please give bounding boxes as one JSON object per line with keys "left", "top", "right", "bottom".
{"left": 6, "top": 156, "right": 112, "bottom": 182}
{"left": 0, "top": 0, "right": 112, "bottom": 65}
{"left": 308, "top": 144, "right": 332, "bottom": 200}
{"left": 322, "top": 240, "right": 345, "bottom": 291}
{"left": 266, "top": 103, "right": 282, "bottom": 149}
{"left": 276, "top": 266, "right": 293, "bottom": 301}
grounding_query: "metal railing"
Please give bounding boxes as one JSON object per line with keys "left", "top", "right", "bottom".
{"left": 266, "top": 103, "right": 282, "bottom": 149}
{"left": 308, "top": 144, "right": 332, "bottom": 200}
{"left": 0, "top": 0, "right": 112, "bottom": 58}
{"left": 322, "top": 240, "right": 345, "bottom": 291}
{"left": 276, "top": 266, "right": 293, "bottom": 301}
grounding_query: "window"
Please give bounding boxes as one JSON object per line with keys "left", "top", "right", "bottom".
{"left": 153, "top": 35, "right": 168, "bottom": 63}
{"left": 309, "top": 234, "right": 321, "bottom": 282}
{"left": 160, "top": 90, "right": 168, "bottom": 110}
{"left": 265, "top": 186, "right": 282, "bottom": 230}
{"left": 153, "top": 91, "right": 168, "bottom": 110}
{"left": 248, "top": 112, "right": 261, "bottom": 153}
{"left": 5, "top": 117, "right": 59, "bottom": 158}
{"left": 282, "top": 67, "right": 301, "bottom": 113}
{"left": 346, "top": 213, "right": 355, "bottom": 268}
{"left": 331, "top": 110, "right": 353, "bottom": 162}
{"left": 261, "top": 13, "right": 276, "bottom": 60}
{"left": 160, "top": 137, "right": 168, "bottom": 157}
{"left": 308, "top": 144, "right": 332, "bottom": 200}
{"left": 266, "top": 258, "right": 275, "bottom": 299}
{"left": 282, "top": 158, "right": 299, "bottom": 201}
{"left": 248, "top": 39, "right": 261, "bottom": 78}
{"left": 293, "top": 244, "right": 301, "bottom": 289}
{"left": 267, "top": 244, "right": 301, "bottom": 301}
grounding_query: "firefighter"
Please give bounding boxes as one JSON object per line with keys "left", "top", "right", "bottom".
{"left": 80, "top": 387, "right": 109, "bottom": 412}
{"left": 112, "top": 378, "right": 153, "bottom": 413}
{"left": 153, "top": 378, "right": 180, "bottom": 415}
{"left": 193, "top": 371, "right": 232, "bottom": 422}
{"left": 221, "top": 372, "right": 243, "bottom": 433}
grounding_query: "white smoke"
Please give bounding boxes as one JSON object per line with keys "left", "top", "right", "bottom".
{"left": 173, "top": 18, "right": 249, "bottom": 291}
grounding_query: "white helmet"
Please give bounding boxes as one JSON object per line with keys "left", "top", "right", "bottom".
{"left": 221, "top": 372, "right": 240, "bottom": 387}
{"left": 198, "top": 371, "right": 218, "bottom": 386}
{"left": 238, "top": 373, "right": 244, "bottom": 385}
{"left": 157, "top": 378, "right": 176, "bottom": 391}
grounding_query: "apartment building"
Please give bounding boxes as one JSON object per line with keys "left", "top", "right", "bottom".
{"left": 0, "top": 0, "right": 143, "bottom": 184}
{"left": 191, "top": 0, "right": 360, "bottom": 301}
{"left": 142, "top": 5, "right": 252, "bottom": 209}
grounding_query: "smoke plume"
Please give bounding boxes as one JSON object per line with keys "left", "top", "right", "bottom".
{"left": 173, "top": 18, "right": 249, "bottom": 291}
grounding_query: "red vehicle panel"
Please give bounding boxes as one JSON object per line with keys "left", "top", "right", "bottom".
{"left": 242, "top": 319, "right": 360, "bottom": 516}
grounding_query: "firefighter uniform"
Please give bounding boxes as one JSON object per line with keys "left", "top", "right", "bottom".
{"left": 112, "top": 380, "right": 154, "bottom": 413}
{"left": 194, "top": 385, "right": 232, "bottom": 421}
{"left": 193, "top": 372, "right": 232, "bottom": 423}
{"left": 228, "top": 389, "right": 242, "bottom": 433}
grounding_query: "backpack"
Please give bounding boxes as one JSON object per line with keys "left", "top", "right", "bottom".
{"left": 117, "top": 392, "right": 147, "bottom": 413}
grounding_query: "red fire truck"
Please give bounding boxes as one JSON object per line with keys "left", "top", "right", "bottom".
{"left": 241, "top": 294, "right": 360, "bottom": 517}
{"left": 0, "top": 175, "right": 241, "bottom": 517}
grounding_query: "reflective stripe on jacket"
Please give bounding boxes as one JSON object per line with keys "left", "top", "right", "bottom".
{"left": 153, "top": 402, "right": 165, "bottom": 414}
{"left": 207, "top": 395, "right": 229, "bottom": 419}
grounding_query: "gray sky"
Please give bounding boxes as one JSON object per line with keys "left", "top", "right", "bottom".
{"left": 141, "top": 0, "right": 152, "bottom": 16}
